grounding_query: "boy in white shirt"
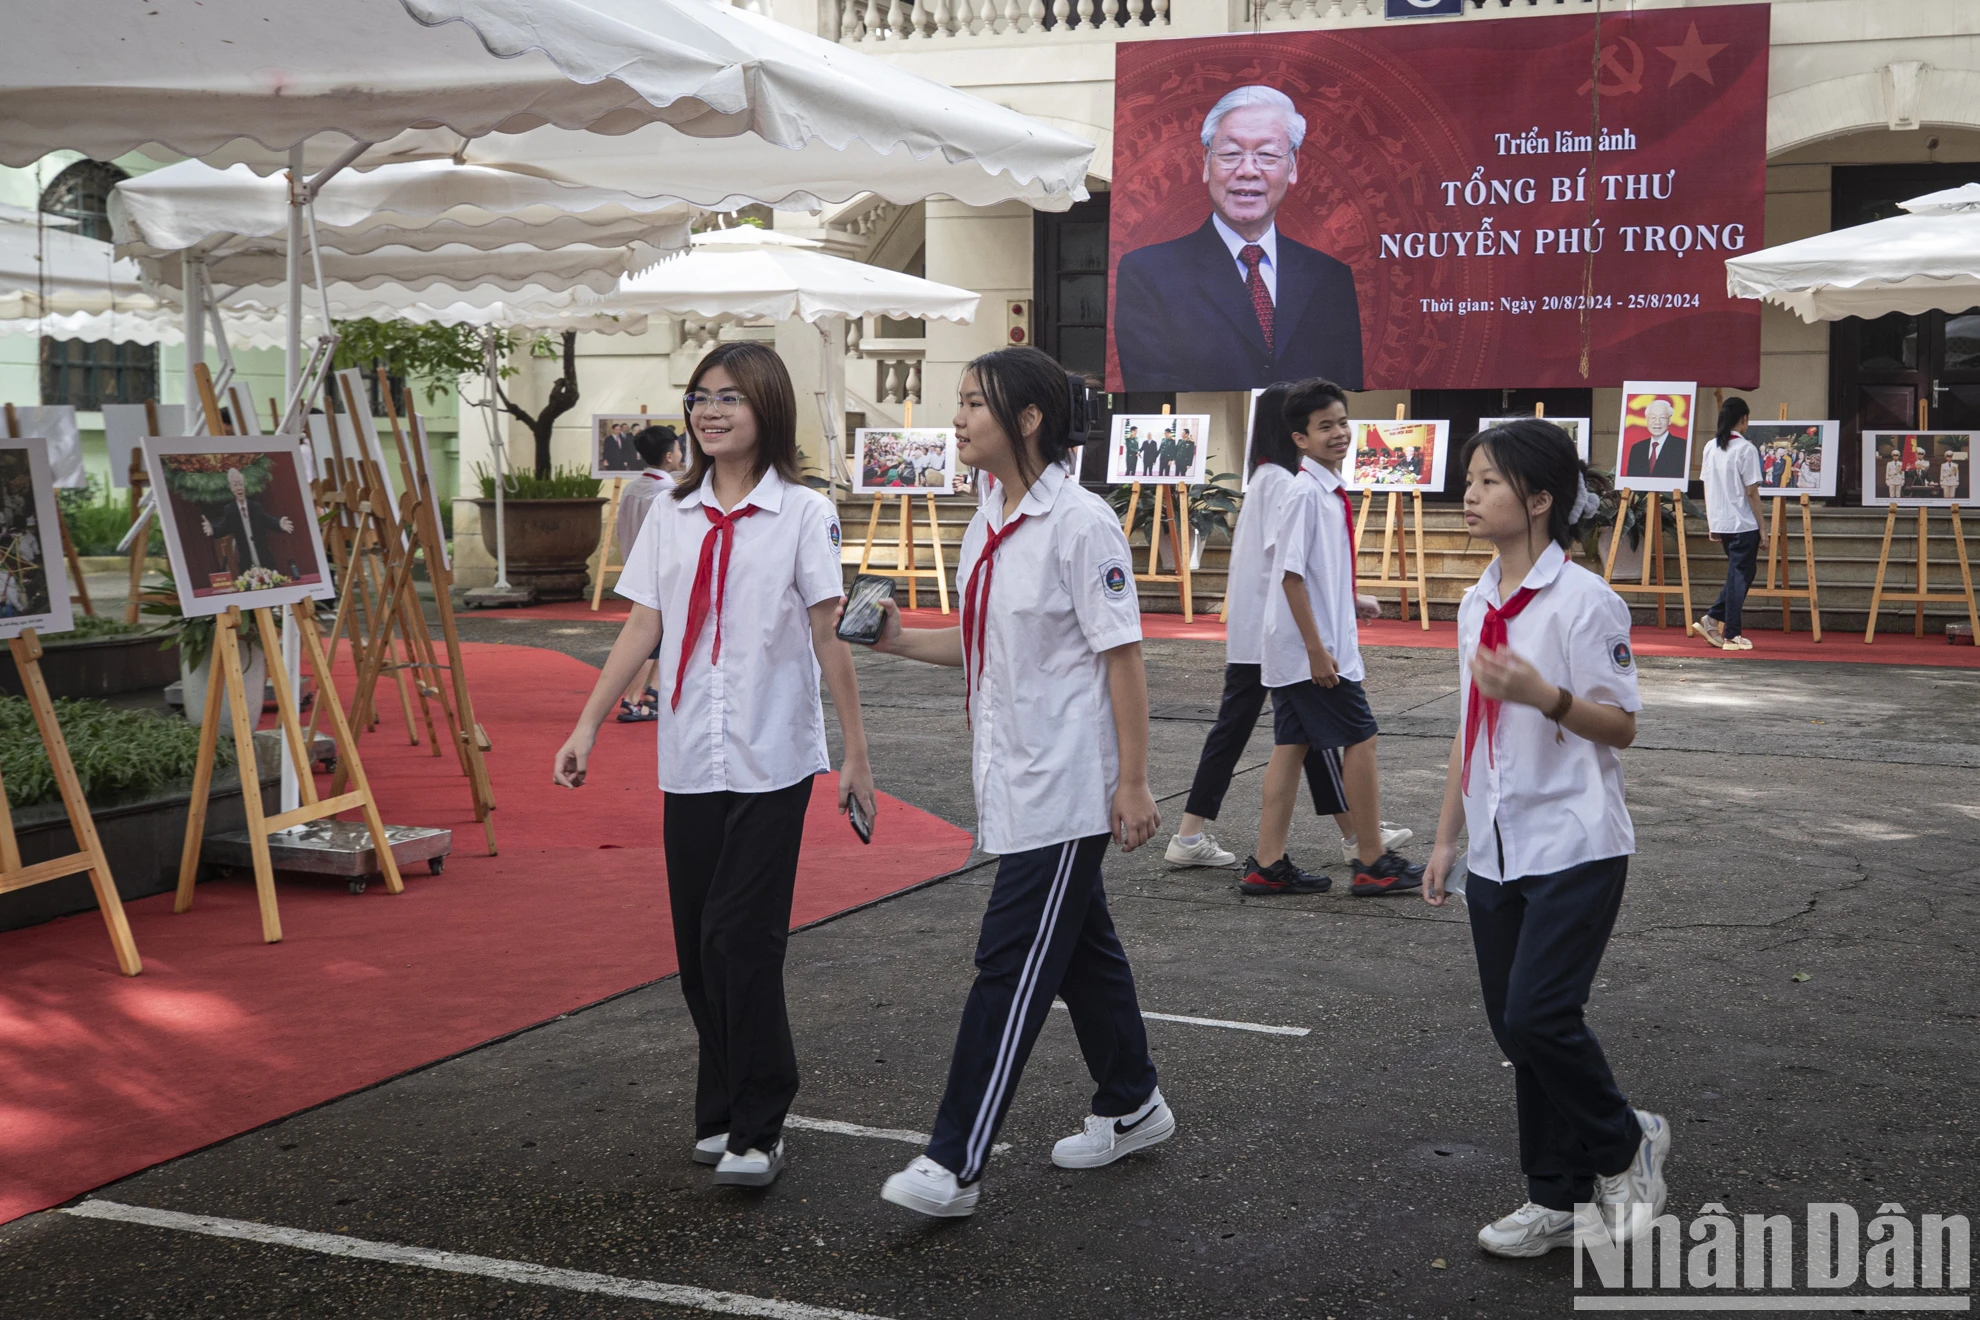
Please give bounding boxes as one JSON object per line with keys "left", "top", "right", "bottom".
{"left": 1246, "top": 378, "right": 1422, "bottom": 898}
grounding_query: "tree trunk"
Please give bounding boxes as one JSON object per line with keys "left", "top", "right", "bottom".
{"left": 494, "top": 330, "right": 582, "bottom": 480}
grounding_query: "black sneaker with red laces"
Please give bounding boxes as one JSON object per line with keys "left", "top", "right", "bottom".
{"left": 1238, "top": 855, "right": 1333, "bottom": 895}
{"left": 1350, "top": 849, "right": 1426, "bottom": 896}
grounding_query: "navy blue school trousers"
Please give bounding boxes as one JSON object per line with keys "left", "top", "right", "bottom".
{"left": 925, "top": 833, "right": 1158, "bottom": 1184}
{"left": 1468, "top": 854, "right": 1644, "bottom": 1211}
{"left": 1183, "top": 662, "right": 1348, "bottom": 821}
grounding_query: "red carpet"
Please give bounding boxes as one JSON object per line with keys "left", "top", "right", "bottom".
{"left": 0, "top": 642, "right": 973, "bottom": 1225}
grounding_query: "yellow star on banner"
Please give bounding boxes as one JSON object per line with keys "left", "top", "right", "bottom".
{"left": 1658, "top": 22, "right": 1728, "bottom": 87}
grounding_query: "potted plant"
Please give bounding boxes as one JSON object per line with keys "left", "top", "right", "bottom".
{"left": 142, "top": 576, "right": 266, "bottom": 735}
{"left": 1106, "top": 477, "right": 1244, "bottom": 572}
{"left": 0, "top": 614, "right": 180, "bottom": 700}
{"left": 1584, "top": 480, "right": 1707, "bottom": 578}
{"left": 469, "top": 462, "right": 606, "bottom": 600}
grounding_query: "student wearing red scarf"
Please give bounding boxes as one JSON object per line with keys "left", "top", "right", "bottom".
{"left": 1422, "top": 419, "right": 1667, "bottom": 1260}
{"left": 552, "top": 343, "right": 876, "bottom": 1190}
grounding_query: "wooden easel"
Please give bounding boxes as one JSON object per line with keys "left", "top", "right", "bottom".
{"left": 853, "top": 400, "right": 951, "bottom": 613}
{"left": 4, "top": 404, "right": 92, "bottom": 617}
{"left": 174, "top": 603, "right": 404, "bottom": 942}
{"left": 1602, "top": 490, "right": 1696, "bottom": 628}
{"left": 1744, "top": 403, "right": 1823, "bottom": 640}
{"left": 1352, "top": 404, "right": 1431, "bottom": 629}
{"left": 1119, "top": 404, "right": 1194, "bottom": 622}
{"left": 589, "top": 404, "right": 647, "bottom": 611}
{"left": 1863, "top": 403, "right": 1978, "bottom": 643}
{"left": 0, "top": 629, "right": 140, "bottom": 974}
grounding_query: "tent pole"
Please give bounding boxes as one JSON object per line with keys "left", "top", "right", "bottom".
{"left": 183, "top": 254, "right": 205, "bottom": 434}
{"left": 485, "top": 333, "right": 511, "bottom": 591}
{"left": 279, "top": 145, "right": 305, "bottom": 814}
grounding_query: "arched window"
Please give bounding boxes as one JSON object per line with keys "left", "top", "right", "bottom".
{"left": 39, "top": 159, "right": 157, "bottom": 409}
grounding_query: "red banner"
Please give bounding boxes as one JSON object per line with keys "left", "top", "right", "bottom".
{"left": 1107, "top": 4, "right": 1769, "bottom": 394}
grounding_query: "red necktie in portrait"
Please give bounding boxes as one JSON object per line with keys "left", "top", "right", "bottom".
{"left": 1240, "top": 243, "right": 1274, "bottom": 352}
{"left": 672, "top": 502, "right": 760, "bottom": 710}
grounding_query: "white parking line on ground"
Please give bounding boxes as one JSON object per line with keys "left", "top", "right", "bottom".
{"left": 1051, "top": 1002, "right": 1309, "bottom": 1037}
{"left": 784, "top": 1114, "right": 1009, "bottom": 1154}
{"left": 63, "top": 1201, "right": 893, "bottom": 1320}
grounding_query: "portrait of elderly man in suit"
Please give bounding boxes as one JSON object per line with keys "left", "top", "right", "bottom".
{"left": 1113, "top": 85, "right": 1364, "bottom": 393}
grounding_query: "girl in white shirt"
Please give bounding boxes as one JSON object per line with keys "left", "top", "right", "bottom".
{"left": 863, "top": 345, "right": 1171, "bottom": 1219}
{"left": 1696, "top": 397, "right": 1765, "bottom": 650}
{"left": 1423, "top": 418, "right": 1668, "bottom": 1261}
{"left": 552, "top": 342, "right": 876, "bottom": 1191}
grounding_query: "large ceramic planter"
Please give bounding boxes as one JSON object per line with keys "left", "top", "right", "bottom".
{"left": 0, "top": 633, "right": 179, "bottom": 699}
{"left": 471, "top": 497, "right": 605, "bottom": 601}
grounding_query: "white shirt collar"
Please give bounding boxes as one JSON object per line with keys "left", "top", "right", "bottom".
{"left": 677, "top": 466, "right": 786, "bottom": 515}
{"left": 1299, "top": 455, "right": 1345, "bottom": 492}
{"left": 1478, "top": 539, "right": 1569, "bottom": 607}
{"left": 992, "top": 461, "right": 1069, "bottom": 530}
{"left": 1212, "top": 213, "right": 1278, "bottom": 269}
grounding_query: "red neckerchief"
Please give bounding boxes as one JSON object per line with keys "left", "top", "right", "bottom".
{"left": 960, "top": 514, "right": 1028, "bottom": 725}
{"left": 671, "top": 501, "right": 759, "bottom": 710}
{"left": 1461, "top": 583, "right": 1541, "bottom": 790}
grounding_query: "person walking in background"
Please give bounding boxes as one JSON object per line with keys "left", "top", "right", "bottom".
{"left": 552, "top": 342, "right": 877, "bottom": 1191}
{"left": 613, "top": 424, "right": 686, "bottom": 722}
{"left": 868, "top": 346, "right": 1172, "bottom": 1220}
{"left": 1696, "top": 398, "right": 1764, "bottom": 651}
{"left": 1165, "top": 382, "right": 1408, "bottom": 879}
{"left": 1423, "top": 418, "right": 1666, "bottom": 1261}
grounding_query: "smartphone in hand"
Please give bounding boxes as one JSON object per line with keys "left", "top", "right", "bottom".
{"left": 836, "top": 574, "right": 897, "bottom": 646}
{"left": 847, "top": 792, "right": 873, "bottom": 844}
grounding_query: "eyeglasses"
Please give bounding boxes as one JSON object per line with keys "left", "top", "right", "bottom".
{"left": 685, "top": 390, "right": 748, "bottom": 413}
{"left": 1209, "top": 148, "right": 1290, "bottom": 173}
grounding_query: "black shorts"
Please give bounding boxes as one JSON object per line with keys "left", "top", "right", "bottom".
{"left": 1272, "top": 678, "right": 1379, "bottom": 750}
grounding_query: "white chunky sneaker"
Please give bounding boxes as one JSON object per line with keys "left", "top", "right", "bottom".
{"left": 711, "top": 1139, "right": 784, "bottom": 1188}
{"left": 1477, "top": 1201, "right": 1575, "bottom": 1258}
{"left": 1165, "top": 834, "right": 1237, "bottom": 868}
{"left": 1051, "top": 1089, "right": 1176, "bottom": 1169}
{"left": 692, "top": 1133, "right": 728, "bottom": 1166}
{"left": 881, "top": 1156, "right": 979, "bottom": 1218}
{"left": 1340, "top": 823, "right": 1415, "bottom": 863}
{"left": 1593, "top": 1109, "right": 1670, "bottom": 1242}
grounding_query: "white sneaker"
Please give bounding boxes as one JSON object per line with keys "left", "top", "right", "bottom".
{"left": 1592, "top": 1110, "right": 1670, "bottom": 1242}
{"left": 1341, "top": 822, "right": 1414, "bottom": 863}
{"left": 881, "top": 1156, "right": 979, "bottom": 1218}
{"left": 1051, "top": 1088, "right": 1176, "bottom": 1169}
{"left": 711, "top": 1139, "right": 784, "bottom": 1187}
{"left": 1478, "top": 1201, "right": 1575, "bottom": 1258}
{"left": 692, "top": 1133, "right": 728, "bottom": 1166}
{"left": 1165, "top": 834, "right": 1236, "bottom": 868}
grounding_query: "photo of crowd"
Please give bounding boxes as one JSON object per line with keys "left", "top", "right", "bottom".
{"left": 853, "top": 428, "right": 964, "bottom": 495}
{"left": 1106, "top": 414, "right": 1210, "bottom": 485}
{"left": 1746, "top": 421, "right": 1838, "bottom": 497}
{"left": 1349, "top": 420, "right": 1448, "bottom": 492}
{"left": 1864, "top": 431, "right": 1974, "bottom": 506}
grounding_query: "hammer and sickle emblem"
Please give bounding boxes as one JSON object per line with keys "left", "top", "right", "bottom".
{"left": 1577, "top": 36, "right": 1645, "bottom": 96}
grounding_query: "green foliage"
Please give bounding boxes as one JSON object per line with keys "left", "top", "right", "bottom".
{"left": 0, "top": 695, "right": 231, "bottom": 810}
{"left": 333, "top": 319, "right": 511, "bottom": 405}
{"left": 473, "top": 462, "right": 601, "bottom": 500}
{"left": 45, "top": 614, "right": 161, "bottom": 646}
{"left": 56, "top": 477, "right": 163, "bottom": 556}
{"left": 158, "top": 453, "right": 275, "bottom": 505}
{"left": 1107, "top": 476, "right": 1245, "bottom": 545}
{"left": 138, "top": 573, "right": 254, "bottom": 673}
{"left": 1583, "top": 477, "right": 1708, "bottom": 555}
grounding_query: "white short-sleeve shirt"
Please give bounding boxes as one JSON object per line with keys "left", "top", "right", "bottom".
{"left": 959, "top": 463, "right": 1142, "bottom": 855}
{"left": 1223, "top": 463, "right": 1294, "bottom": 667}
{"left": 1261, "top": 457, "right": 1364, "bottom": 688}
{"left": 1457, "top": 541, "right": 1642, "bottom": 882}
{"left": 616, "top": 468, "right": 676, "bottom": 560}
{"left": 1700, "top": 434, "right": 1761, "bottom": 534}
{"left": 617, "top": 469, "right": 844, "bottom": 795}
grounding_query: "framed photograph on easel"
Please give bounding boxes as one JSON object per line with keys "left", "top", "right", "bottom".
{"left": 1479, "top": 416, "right": 1591, "bottom": 461}
{"left": 1748, "top": 421, "right": 1839, "bottom": 497}
{"left": 1616, "top": 382, "right": 1697, "bottom": 492}
{"left": 0, "top": 433, "right": 73, "bottom": 638}
{"left": 1346, "top": 419, "right": 1450, "bottom": 492}
{"left": 144, "top": 435, "right": 336, "bottom": 618}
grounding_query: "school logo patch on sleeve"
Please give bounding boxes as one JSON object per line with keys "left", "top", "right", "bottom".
{"left": 1101, "top": 559, "right": 1131, "bottom": 600}
{"left": 1608, "top": 637, "right": 1635, "bottom": 673}
{"left": 827, "top": 520, "right": 842, "bottom": 549}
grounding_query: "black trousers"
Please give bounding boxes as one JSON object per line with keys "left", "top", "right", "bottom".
{"left": 662, "top": 775, "right": 813, "bottom": 1156}
{"left": 1707, "top": 530, "right": 1761, "bottom": 638}
{"left": 1468, "top": 854, "right": 1643, "bottom": 1211}
{"left": 1184, "top": 662, "right": 1348, "bottom": 822}
{"left": 926, "top": 834, "right": 1158, "bottom": 1184}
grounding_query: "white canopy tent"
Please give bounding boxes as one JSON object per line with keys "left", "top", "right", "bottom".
{"left": 1726, "top": 183, "right": 1980, "bottom": 322}
{"left": 0, "top": 208, "right": 147, "bottom": 321}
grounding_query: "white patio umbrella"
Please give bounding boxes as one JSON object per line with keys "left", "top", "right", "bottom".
{"left": 1726, "top": 183, "right": 1980, "bottom": 322}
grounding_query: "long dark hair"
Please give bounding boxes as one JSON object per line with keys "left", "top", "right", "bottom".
{"left": 672, "top": 342, "right": 801, "bottom": 502}
{"left": 1248, "top": 382, "right": 1300, "bottom": 477}
{"left": 1714, "top": 396, "right": 1750, "bottom": 450}
{"left": 963, "top": 345, "right": 1072, "bottom": 489}
{"left": 1460, "top": 418, "right": 1610, "bottom": 551}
